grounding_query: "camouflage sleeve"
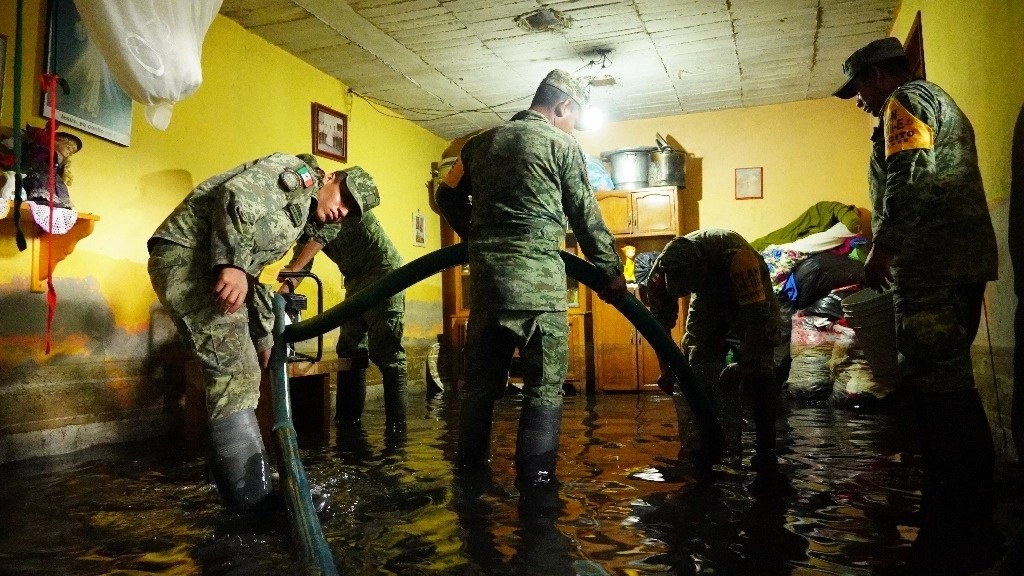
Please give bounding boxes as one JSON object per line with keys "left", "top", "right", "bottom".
{"left": 435, "top": 158, "right": 473, "bottom": 238}
{"left": 646, "top": 270, "right": 678, "bottom": 331}
{"left": 209, "top": 170, "right": 280, "bottom": 273}
{"left": 874, "top": 88, "right": 938, "bottom": 251}
{"left": 306, "top": 221, "right": 342, "bottom": 247}
{"left": 729, "top": 250, "right": 778, "bottom": 372}
{"left": 562, "top": 145, "right": 622, "bottom": 278}
{"left": 248, "top": 282, "right": 276, "bottom": 352}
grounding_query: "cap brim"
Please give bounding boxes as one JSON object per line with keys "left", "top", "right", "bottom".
{"left": 833, "top": 77, "right": 857, "bottom": 99}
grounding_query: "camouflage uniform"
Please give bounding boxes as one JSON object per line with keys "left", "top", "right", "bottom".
{"left": 148, "top": 152, "right": 321, "bottom": 419}
{"left": 868, "top": 79, "right": 998, "bottom": 394}
{"left": 290, "top": 168, "right": 407, "bottom": 422}
{"left": 646, "top": 229, "right": 782, "bottom": 462}
{"left": 436, "top": 109, "right": 622, "bottom": 408}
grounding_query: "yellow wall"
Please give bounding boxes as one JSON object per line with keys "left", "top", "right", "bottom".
{"left": 0, "top": 7, "right": 445, "bottom": 458}
{"left": 577, "top": 98, "right": 872, "bottom": 241}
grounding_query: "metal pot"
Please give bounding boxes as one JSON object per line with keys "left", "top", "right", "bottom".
{"left": 600, "top": 146, "right": 657, "bottom": 190}
{"left": 649, "top": 148, "right": 685, "bottom": 187}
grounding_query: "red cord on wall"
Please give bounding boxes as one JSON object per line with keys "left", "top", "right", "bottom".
{"left": 40, "top": 73, "right": 59, "bottom": 354}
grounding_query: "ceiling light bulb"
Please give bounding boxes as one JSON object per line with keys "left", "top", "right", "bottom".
{"left": 579, "top": 107, "right": 605, "bottom": 131}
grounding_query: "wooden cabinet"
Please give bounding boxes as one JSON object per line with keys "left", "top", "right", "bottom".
{"left": 596, "top": 186, "right": 679, "bottom": 238}
{"left": 592, "top": 287, "right": 684, "bottom": 392}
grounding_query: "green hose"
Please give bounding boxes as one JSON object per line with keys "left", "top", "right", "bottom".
{"left": 270, "top": 295, "right": 339, "bottom": 576}
{"left": 270, "top": 243, "right": 724, "bottom": 572}
{"left": 284, "top": 243, "right": 722, "bottom": 453}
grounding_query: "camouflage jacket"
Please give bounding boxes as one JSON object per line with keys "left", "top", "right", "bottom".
{"left": 293, "top": 211, "right": 404, "bottom": 311}
{"left": 648, "top": 229, "right": 781, "bottom": 363}
{"left": 150, "top": 152, "right": 320, "bottom": 348}
{"left": 435, "top": 109, "right": 621, "bottom": 311}
{"left": 869, "top": 79, "right": 997, "bottom": 288}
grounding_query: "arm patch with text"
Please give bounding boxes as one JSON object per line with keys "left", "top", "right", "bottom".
{"left": 730, "top": 250, "right": 767, "bottom": 306}
{"left": 884, "top": 98, "right": 934, "bottom": 158}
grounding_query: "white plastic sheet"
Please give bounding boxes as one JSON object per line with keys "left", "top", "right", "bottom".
{"left": 72, "top": 0, "right": 223, "bottom": 130}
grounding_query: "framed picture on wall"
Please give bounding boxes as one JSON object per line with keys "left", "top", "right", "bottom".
{"left": 735, "top": 167, "right": 763, "bottom": 200}
{"left": 312, "top": 102, "right": 347, "bottom": 162}
{"left": 413, "top": 209, "right": 426, "bottom": 247}
{"left": 43, "top": 0, "right": 133, "bottom": 146}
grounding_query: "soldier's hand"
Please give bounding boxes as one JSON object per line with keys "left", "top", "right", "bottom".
{"left": 599, "top": 273, "right": 628, "bottom": 304}
{"left": 863, "top": 243, "right": 895, "bottom": 292}
{"left": 213, "top": 266, "right": 249, "bottom": 315}
{"left": 257, "top": 347, "right": 272, "bottom": 369}
{"left": 277, "top": 268, "right": 299, "bottom": 293}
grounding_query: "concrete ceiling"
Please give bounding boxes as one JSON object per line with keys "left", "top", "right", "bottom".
{"left": 220, "top": 0, "right": 899, "bottom": 140}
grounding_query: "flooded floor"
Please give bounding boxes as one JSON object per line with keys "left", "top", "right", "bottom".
{"left": 1, "top": 388, "right": 1022, "bottom": 575}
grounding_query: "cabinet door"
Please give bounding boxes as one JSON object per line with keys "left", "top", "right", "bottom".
{"left": 632, "top": 187, "right": 678, "bottom": 236}
{"left": 566, "top": 313, "right": 586, "bottom": 385}
{"left": 637, "top": 299, "right": 687, "bottom": 392}
{"left": 592, "top": 297, "right": 639, "bottom": 391}
{"left": 595, "top": 191, "right": 633, "bottom": 236}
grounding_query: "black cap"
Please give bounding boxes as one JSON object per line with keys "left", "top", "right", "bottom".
{"left": 834, "top": 37, "right": 907, "bottom": 99}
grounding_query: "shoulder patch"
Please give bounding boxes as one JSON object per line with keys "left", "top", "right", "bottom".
{"left": 884, "top": 98, "right": 934, "bottom": 158}
{"left": 730, "top": 250, "right": 767, "bottom": 306}
{"left": 442, "top": 159, "right": 464, "bottom": 188}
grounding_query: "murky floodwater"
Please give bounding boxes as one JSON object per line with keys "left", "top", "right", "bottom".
{"left": 1, "top": 389, "right": 1020, "bottom": 575}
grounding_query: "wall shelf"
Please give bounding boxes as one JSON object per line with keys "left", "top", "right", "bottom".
{"left": 1, "top": 200, "right": 100, "bottom": 292}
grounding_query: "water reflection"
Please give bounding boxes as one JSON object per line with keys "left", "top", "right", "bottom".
{"left": 0, "top": 391, "right": 1019, "bottom": 575}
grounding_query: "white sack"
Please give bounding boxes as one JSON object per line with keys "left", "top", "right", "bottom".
{"left": 72, "top": 0, "right": 223, "bottom": 130}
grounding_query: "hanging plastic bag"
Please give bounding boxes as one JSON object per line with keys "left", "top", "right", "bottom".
{"left": 72, "top": 0, "right": 223, "bottom": 130}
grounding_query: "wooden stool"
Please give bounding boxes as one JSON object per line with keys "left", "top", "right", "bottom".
{"left": 184, "top": 354, "right": 353, "bottom": 447}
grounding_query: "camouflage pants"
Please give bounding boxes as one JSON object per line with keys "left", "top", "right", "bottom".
{"left": 464, "top": 310, "right": 568, "bottom": 408}
{"left": 894, "top": 283, "right": 986, "bottom": 394}
{"left": 682, "top": 294, "right": 777, "bottom": 379}
{"left": 148, "top": 242, "right": 261, "bottom": 420}
{"left": 337, "top": 303, "right": 407, "bottom": 377}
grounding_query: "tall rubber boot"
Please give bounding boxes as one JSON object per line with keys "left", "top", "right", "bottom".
{"left": 334, "top": 368, "right": 367, "bottom": 425}
{"left": 381, "top": 366, "right": 408, "bottom": 428}
{"left": 457, "top": 398, "right": 494, "bottom": 468}
{"left": 208, "top": 409, "right": 273, "bottom": 512}
{"left": 515, "top": 404, "right": 563, "bottom": 486}
{"left": 912, "top": 388, "right": 1001, "bottom": 573}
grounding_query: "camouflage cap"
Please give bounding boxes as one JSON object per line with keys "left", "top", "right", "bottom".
{"left": 834, "top": 37, "right": 907, "bottom": 99}
{"left": 655, "top": 236, "right": 703, "bottom": 296}
{"left": 540, "top": 69, "right": 589, "bottom": 108}
{"left": 342, "top": 166, "right": 380, "bottom": 215}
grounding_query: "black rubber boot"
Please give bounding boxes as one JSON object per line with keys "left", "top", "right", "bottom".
{"left": 514, "top": 404, "right": 563, "bottom": 487}
{"left": 208, "top": 409, "right": 273, "bottom": 512}
{"left": 457, "top": 398, "right": 495, "bottom": 468}
{"left": 911, "top": 388, "right": 1001, "bottom": 574}
{"left": 334, "top": 369, "right": 367, "bottom": 425}
{"left": 382, "top": 366, "right": 409, "bottom": 429}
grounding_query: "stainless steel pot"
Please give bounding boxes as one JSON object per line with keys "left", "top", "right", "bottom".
{"left": 600, "top": 146, "right": 657, "bottom": 190}
{"left": 649, "top": 148, "right": 685, "bottom": 187}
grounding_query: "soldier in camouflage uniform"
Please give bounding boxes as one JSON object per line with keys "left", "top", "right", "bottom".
{"left": 643, "top": 229, "right": 783, "bottom": 491}
{"left": 148, "top": 152, "right": 354, "bottom": 513}
{"left": 835, "top": 37, "right": 1000, "bottom": 571}
{"left": 436, "top": 70, "right": 627, "bottom": 486}
{"left": 277, "top": 166, "right": 408, "bottom": 430}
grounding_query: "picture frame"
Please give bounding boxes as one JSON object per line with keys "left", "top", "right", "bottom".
{"left": 412, "top": 209, "right": 426, "bottom": 247}
{"left": 311, "top": 102, "right": 347, "bottom": 162}
{"left": 735, "top": 167, "right": 763, "bottom": 200}
{"left": 43, "top": 0, "right": 133, "bottom": 146}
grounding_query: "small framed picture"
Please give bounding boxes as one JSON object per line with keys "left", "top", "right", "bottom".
{"left": 311, "top": 102, "right": 347, "bottom": 162}
{"left": 412, "top": 210, "right": 426, "bottom": 247}
{"left": 735, "top": 167, "right": 763, "bottom": 200}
